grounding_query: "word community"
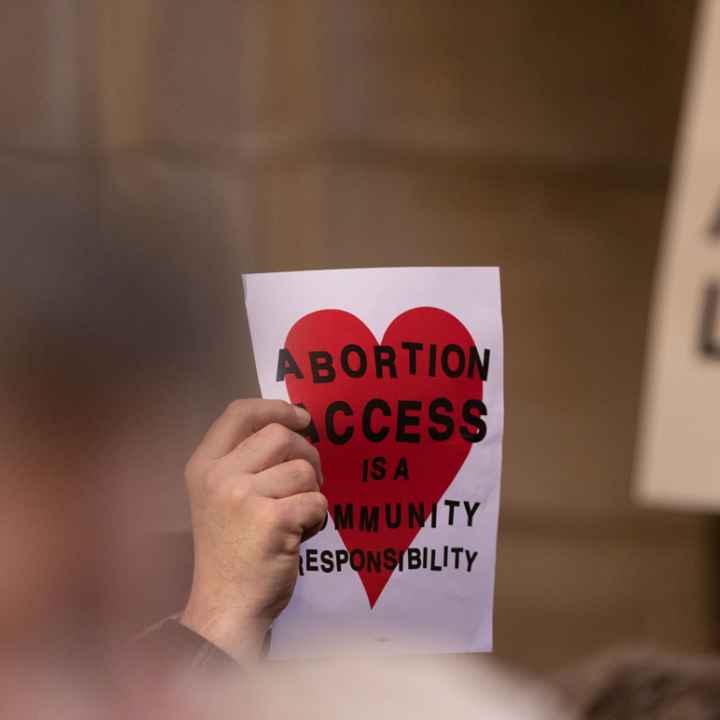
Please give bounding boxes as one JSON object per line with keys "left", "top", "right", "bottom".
{"left": 322, "top": 499, "right": 483, "bottom": 533}
{"left": 298, "top": 545, "right": 479, "bottom": 576}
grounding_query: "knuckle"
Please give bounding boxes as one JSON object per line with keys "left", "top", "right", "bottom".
{"left": 226, "top": 398, "right": 250, "bottom": 416}
{"left": 227, "top": 478, "right": 252, "bottom": 505}
{"left": 310, "top": 491, "right": 328, "bottom": 516}
{"left": 201, "top": 466, "right": 227, "bottom": 497}
{"left": 289, "top": 459, "right": 317, "bottom": 487}
{"left": 270, "top": 398, "right": 292, "bottom": 413}
{"left": 265, "top": 422, "right": 292, "bottom": 448}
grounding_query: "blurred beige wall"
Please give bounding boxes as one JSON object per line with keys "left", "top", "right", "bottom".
{"left": 3, "top": 0, "right": 715, "bottom": 671}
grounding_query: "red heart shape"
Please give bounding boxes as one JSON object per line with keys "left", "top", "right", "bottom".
{"left": 284, "top": 307, "right": 483, "bottom": 607}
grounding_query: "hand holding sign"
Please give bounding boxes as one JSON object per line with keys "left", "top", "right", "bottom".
{"left": 181, "top": 399, "right": 327, "bottom": 663}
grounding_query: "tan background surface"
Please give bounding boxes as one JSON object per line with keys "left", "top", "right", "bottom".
{"left": 3, "top": 0, "right": 715, "bottom": 671}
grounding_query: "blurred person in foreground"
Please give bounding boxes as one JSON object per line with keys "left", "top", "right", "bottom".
{"left": 0, "top": 229, "right": 238, "bottom": 714}
{"left": 557, "top": 647, "right": 720, "bottom": 720}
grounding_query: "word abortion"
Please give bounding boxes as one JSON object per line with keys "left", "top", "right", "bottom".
{"left": 277, "top": 342, "right": 491, "bottom": 383}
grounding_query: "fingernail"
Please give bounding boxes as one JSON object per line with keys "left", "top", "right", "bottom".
{"left": 293, "top": 405, "right": 311, "bottom": 425}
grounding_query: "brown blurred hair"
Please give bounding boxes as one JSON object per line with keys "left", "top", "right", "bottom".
{"left": 557, "top": 648, "right": 720, "bottom": 720}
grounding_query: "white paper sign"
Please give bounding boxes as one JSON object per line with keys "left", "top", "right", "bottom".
{"left": 243, "top": 267, "right": 503, "bottom": 658}
{"left": 635, "top": 0, "right": 720, "bottom": 511}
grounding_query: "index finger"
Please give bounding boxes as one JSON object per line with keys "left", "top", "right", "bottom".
{"left": 196, "top": 398, "right": 311, "bottom": 460}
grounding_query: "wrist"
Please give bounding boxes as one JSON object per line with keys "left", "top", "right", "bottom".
{"left": 180, "top": 596, "right": 270, "bottom": 666}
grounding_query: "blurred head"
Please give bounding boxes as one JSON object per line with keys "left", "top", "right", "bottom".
{"left": 556, "top": 647, "right": 720, "bottom": 720}
{"left": 0, "top": 229, "right": 236, "bottom": 649}
{"left": 209, "top": 654, "right": 578, "bottom": 720}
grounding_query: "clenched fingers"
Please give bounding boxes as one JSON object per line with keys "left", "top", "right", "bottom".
{"left": 224, "top": 422, "right": 322, "bottom": 481}
{"left": 276, "top": 492, "right": 328, "bottom": 539}
{"left": 252, "top": 459, "right": 321, "bottom": 499}
{"left": 195, "top": 399, "right": 311, "bottom": 461}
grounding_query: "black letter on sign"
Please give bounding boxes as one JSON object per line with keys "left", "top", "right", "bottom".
{"left": 393, "top": 457, "right": 409, "bottom": 480}
{"left": 326, "top": 401, "right": 353, "bottom": 444}
{"left": 360, "top": 506, "right": 380, "bottom": 533}
{"left": 429, "top": 398, "right": 454, "bottom": 441}
{"left": 276, "top": 348, "right": 304, "bottom": 381}
{"left": 396, "top": 400, "right": 422, "bottom": 443}
{"left": 374, "top": 345, "right": 398, "bottom": 379}
{"left": 441, "top": 344, "right": 465, "bottom": 378}
{"left": 371, "top": 456, "right": 387, "bottom": 479}
{"left": 460, "top": 399, "right": 487, "bottom": 442}
{"left": 699, "top": 281, "right": 720, "bottom": 359}
{"left": 333, "top": 504, "right": 354, "bottom": 530}
{"left": 362, "top": 398, "right": 391, "bottom": 441}
{"left": 309, "top": 351, "right": 336, "bottom": 383}
{"left": 467, "top": 347, "right": 491, "bottom": 380}
{"left": 401, "top": 341, "right": 423, "bottom": 375}
{"left": 341, "top": 344, "right": 368, "bottom": 377}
